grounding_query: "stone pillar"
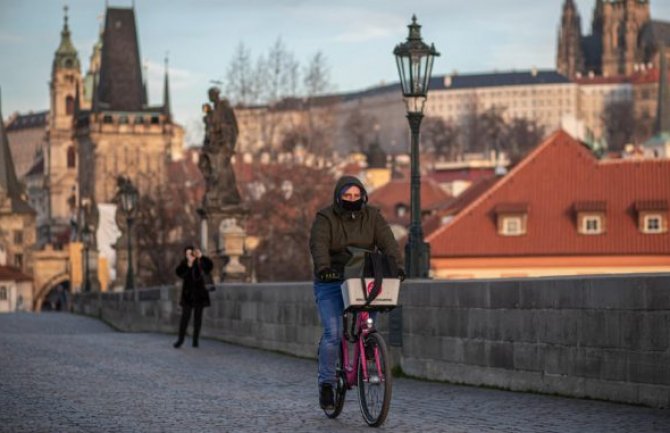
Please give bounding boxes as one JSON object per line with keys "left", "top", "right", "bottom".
{"left": 81, "top": 247, "right": 101, "bottom": 292}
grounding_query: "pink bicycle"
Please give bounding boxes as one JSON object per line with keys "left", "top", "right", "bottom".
{"left": 323, "top": 307, "right": 393, "bottom": 427}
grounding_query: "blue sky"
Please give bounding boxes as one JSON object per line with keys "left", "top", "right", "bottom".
{"left": 1, "top": 0, "right": 669, "bottom": 144}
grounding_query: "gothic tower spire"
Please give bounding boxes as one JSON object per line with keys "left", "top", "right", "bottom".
{"left": 163, "top": 54, "right": 171, "bottom": 121}
{"left": 556, "top": 0, "right": 584, "bottom": 78}
{"left": 655, "top": 44, "right": 670, "bottom": 135}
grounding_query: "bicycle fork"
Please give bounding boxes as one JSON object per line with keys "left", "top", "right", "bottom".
{"left": 342, "top": 314, "right": 385, "bottom": 387}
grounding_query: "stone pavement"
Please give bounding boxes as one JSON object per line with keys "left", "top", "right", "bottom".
{"left": 0, "top": 313, "right": 668, "bottom": 433}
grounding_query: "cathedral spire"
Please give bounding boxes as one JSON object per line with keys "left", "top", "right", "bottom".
{"left": 163, "top": 54, "right": 171, "bottom": 121}
{"left": 556, "top": 0, "right": 584, "bottom": 78}
{"left": 655, "top": 44, "right": 670, "bottom": 135}
{"left": 53, "top": 5, "right": 80, "bottom": 72}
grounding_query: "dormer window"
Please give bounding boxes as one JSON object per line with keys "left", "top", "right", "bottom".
{"left": 581, "top": 214, "right": 603, "bottom": 234}
{"left": 396, "top": 204, "right": 407, "bottom": 218}
{"left": 502, "top": 216, "right": 523, "bottom": 235}
{"left": 495, "top": 203, "right": 528, "bottom": 236}
{"left": 574, "top": 201, "right": 606, "bottom": 235}
{"left": 644, "top": 215, "right": 662, "bottom": 233}
{"left": 635, "top": 201, "right": 668, "bottom": 234}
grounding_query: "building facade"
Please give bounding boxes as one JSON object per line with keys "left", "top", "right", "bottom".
{"left": 0, "top": 90, "right": 37, "bottom": 276}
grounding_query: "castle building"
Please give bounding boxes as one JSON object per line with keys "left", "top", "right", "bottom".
{"left": 236, "top": 70, "right": 578, "bottom": 158}
{"left": 557, "top": 0, "right": 670, "bottom": 78}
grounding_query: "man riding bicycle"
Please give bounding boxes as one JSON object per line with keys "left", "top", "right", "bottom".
{"left": 309, "top": 175, "right": 405, "bottom": 410}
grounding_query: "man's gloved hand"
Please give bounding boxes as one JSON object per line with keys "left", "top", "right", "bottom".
{"left": 397, "top": 268, "right": 406, "bottom": 282}
{"left": 318, "top": 268, "right": 342, "bottom": 282}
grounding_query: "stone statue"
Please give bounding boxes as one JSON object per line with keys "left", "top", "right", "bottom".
{"left": 80, "top": 196, "right": 100, "bottom": 249}
{"left": 199, "top": 87, "right": 241, "bottom": 207}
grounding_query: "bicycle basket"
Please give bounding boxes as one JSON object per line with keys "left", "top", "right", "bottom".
{"left": 341, "top": 277, "right": 400, "bottom": 310}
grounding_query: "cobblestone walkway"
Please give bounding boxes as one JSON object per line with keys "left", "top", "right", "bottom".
{"left": 1, "top": 313, "right": 668, "bottom": 433}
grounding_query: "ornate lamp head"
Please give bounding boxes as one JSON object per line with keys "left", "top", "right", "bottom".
{"left": 393, "top": 15, "right": 440, "bottom": 114}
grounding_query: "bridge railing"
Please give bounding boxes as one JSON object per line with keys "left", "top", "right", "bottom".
{"left": 72, "top": 274, "right": 670, "bottom": 409}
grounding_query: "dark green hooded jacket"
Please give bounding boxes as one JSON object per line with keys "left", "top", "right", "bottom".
{"left": 309, "top": 176, "right": 403, "bottom": 279}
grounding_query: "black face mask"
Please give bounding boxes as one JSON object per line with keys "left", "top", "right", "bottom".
{"left": 341, "top": 198, "right": 364, "bottom": 212}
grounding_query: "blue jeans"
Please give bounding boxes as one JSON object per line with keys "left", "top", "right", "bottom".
{"left": 314, "top": 280, "right": 344, "bottom": 386}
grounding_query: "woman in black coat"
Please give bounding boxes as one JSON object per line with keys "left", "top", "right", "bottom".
{"left": 174, "top": 246, "right": 213, "bottom": 348}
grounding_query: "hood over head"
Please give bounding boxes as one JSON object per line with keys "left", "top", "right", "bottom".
{"left": 332, "top": 176, "right": 368, "bottom": 212}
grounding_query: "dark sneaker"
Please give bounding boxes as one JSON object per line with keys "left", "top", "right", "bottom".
{"left": 173, "top": 340, "right": 183, "bottom": 349}
{"left": 319, "top": 383, "right": 335, "bottom": 410}
{"left": 192, "top": 340, "right": 199, "bottom": 348}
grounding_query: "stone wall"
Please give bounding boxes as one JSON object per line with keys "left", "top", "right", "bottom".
{"left": 72, "top": 274, "right": 670, "bottom": 408}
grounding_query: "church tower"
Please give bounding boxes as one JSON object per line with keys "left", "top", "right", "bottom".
{"left": 82, "top": 19, "right": 104, "bottom": 111}
{"left": 557, "top": 0, "right": 584, "bottom": 77}
{"left": 76, "top": 6, "right": 184, "bottom": 205}
{"left": 48, "top": 5, "right": 82, "bottom": 240}
{"left": 601, "top": 0, "right": 650, "bottom": 76}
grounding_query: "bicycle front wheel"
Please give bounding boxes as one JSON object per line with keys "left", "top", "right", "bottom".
{"left": 357, "top": 332, "right": 392, "bottom": 427}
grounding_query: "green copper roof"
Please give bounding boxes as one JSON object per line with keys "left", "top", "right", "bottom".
{"left": 644, "top": 132, "right": 670, "bottom": 147}
{"left": 53, "top": 6, "right": 80, "bottom": 71}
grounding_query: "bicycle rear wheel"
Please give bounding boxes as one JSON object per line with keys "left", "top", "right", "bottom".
{"left": 357, "top": 332, "right": 392, "bottom": 427}
{"left": 324, "top": 343, "right": 346, "bottom": 418}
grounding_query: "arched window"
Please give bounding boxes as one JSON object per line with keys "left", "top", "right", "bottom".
{"left": 65, "top": 96, "right": 75, "bottom": 115}
{"left": 67, "top": 146, "right": 76, "bottom": 168}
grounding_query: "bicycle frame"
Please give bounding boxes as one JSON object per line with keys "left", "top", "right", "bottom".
{"left": 341, "top": 311, "right": 384, "bottom": 388}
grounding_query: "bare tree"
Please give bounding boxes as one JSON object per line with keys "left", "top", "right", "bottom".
{"left": 344, "top": 108, "right": 379, "bottom": 152}
{"left": 301, "top": 51, "right": 335, "bottom": 156}
{"left": 603, "top": 99, "right": 635, "bottom": 153}
{"left": 133, "top": 173, "right": 201, "bottom": 287}
{"left": 303, "top": 51, "right": 330, "bottom": 97}
{"left": 422, "top": 116, "right": 461, "bottom": 160}
{"left": 477, "top": 106, "right": 507, "bottom": 155}
{"left": 502, "top": 118, "right": 546, "bottom": 163}
{"left": 243, "top": 163, "right": 334, "bottom": 281}
{"left": 257, "top": 38, "right": 302, "bottom": 151}
{"left": 225, "top": 42, "right": 259, "bottom": 106}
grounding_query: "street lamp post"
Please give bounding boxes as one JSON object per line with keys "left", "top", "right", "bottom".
{"left": 81, "top": 225, "right": 91, "bottom": 292}
{"left": 394, "top": 15, "right": 439, "bottom": 278}
{"left": 119, "top": 180, "right": 139, "bottom": 290}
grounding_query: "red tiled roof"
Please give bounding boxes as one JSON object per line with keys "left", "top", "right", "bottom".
{"left": 0, "top": 266, "right": 32, "bottom": 282}
{"left": 427, "top": 166, "right": 496, "bottom": 184}
{"left": 572, "top": 67, "right": 670, "bottom": 86}
{"left": 368, "top": 178, "right": 451, "bottom": 226}
{"left": 574, "top": 75, "right": 629, "bottom": 85}
{"left": 630, "top": 67, "right": 670, "bottom": 85}
{"left": 427, "top": 130, "right": 670, "bottom": 257}
{"left": 430, "top": 176, "right": 500, "bottom": 215}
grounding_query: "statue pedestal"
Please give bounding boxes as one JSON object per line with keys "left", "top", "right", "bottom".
{"left": 84, "top": 249, "right": 102, "bottom": 292}
{"left": 200, "top": 205, "right": 250, "bottom": 282}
